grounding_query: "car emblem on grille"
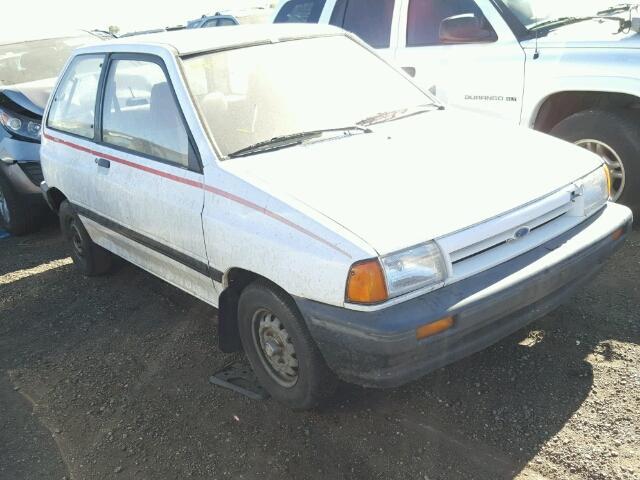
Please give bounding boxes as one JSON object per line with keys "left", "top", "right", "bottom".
{"left": 512, "top": 226, "right": 531, "bottom": 241}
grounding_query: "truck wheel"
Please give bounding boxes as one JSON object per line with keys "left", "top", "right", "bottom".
{"left": 0, "top": 171, "right": 43, "bottom": 235}
{"left": 550, "top": 109, "right": 640, "bottom": 213}
{"left": 59, "top": 201, "right": 113, "bottom": 276}
{"left": 237, "top": 281, "right": 336, "bottom": 410}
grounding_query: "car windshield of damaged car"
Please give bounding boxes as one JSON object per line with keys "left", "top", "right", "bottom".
{"left": 0, "top": 36, "right": 93, "bottom": 87}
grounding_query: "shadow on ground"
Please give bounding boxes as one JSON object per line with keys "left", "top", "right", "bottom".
{"left": 1, "top": 228, "right": 638, "bottom": 479}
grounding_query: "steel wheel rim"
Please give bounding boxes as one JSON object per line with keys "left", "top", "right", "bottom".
{"left": 69, "top": 220, "right": 85, "bottom": 257}
{"left": 251, "top": 308, "right": 298, "bottom": 387}
{"left": 0, "top": 186, "right": 10, "bottom": 224}
{"left": 575, "top": 139, "right": 625, "bottom": 202}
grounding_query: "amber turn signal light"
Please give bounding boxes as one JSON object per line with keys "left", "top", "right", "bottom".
{"left": 346, "top": 259, "right": 388, "bottom": 304}
{"left": 416, "top": 316, "right": 454, "bottom": 340}
{"left": 611, "top": 227, "right": 625, "bottom": 241}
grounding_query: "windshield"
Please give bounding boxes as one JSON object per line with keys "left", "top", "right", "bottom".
{"left": 182, "top": 35, "right": 432, "bottom": 157}
{"left": 0, "top": 36, "right": 92, "bottom": 87}
{"left": 498, "top": 0, "right": 628, "bottom": 30}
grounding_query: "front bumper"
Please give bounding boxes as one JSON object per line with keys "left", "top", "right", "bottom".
{"left": 295, "top": 203, "right": 632, "bottom": 388}
{"left": 1, "top": 131, "right": 42, "bottom": 196}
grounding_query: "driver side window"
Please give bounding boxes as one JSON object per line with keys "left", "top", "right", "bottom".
{"left": 101, "top": 58, "right": 190, "bottom": 167}
{"left": 407, "top": 0, "right": 496, "bottom": 46}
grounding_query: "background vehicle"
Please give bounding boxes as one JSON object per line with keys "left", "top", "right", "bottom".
{"left": 41, "top": 26, "right": 630, "bottom": 409}
{"left": 0, "top": 32, "right": 103, "bottom": 235}
{"left": 187, "top": 14, "right": 240, "bottom": 28}
{"left": 273, "top": 0, "right": 640, "bottom": 214}
{"left": 187, "top": 7, "right": 275, "bottom": 28}
{"left": 119, "top": 26, "right": 186, "bottom": 38}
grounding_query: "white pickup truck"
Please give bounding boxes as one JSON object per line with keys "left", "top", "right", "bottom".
{"left": 274, "top": 0, "right": 640, "bottom": 213}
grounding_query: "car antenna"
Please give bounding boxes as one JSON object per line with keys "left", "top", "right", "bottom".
{"left": 533, "top": 28, "right": 540, "bottom": 59}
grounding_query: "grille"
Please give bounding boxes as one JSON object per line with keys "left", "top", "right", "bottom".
{"left": 438, "top": 187, "right": 583, "bottom": 284}
{"left": 18, "top": 162, "right": 44, "bottom": 186}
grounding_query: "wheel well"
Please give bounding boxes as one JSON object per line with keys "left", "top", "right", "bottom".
{"left": 46, "top": 187, "right": 67, "bottom": 213}
{"left": 217, "top": 268, "right": 267, "bottom": 353}
{"left": 533, "top": 91, "right": 640, "bottom": 133}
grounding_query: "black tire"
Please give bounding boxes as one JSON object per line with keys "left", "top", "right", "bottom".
{"left": 59, "top": 201, "right": 113, "bottom": 276}
{"left": 0, "top": 170, "right": 43, "bottom": 235}
{"left": 550, "top": 109, "right": 640, "bottom": 214}
{"left": 237, "top": 281, "right": 337, "bottom": 410}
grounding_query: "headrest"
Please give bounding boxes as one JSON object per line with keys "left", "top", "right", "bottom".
{"left": 150, "top": 82, "right": 176, "bottom": 115}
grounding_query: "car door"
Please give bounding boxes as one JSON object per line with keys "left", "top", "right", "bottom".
{"left": 88, "top": 53, "right": 215, "bottom": 304}
{"left": 394, "top": 0, "right": 526, "bottom": 122}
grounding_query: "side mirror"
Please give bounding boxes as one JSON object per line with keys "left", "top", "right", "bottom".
{"left": 439, "top": 13, "right": 497, "bottom": 44}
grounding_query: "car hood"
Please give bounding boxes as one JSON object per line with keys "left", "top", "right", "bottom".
{"left": 0, "top": 77, "right": 56, "bottom": 117}
{"left": 520, "top": 19, "right": 640, "bottom": 49}
{"left": 222, "top": 111, "right": 602, "bottom": 254}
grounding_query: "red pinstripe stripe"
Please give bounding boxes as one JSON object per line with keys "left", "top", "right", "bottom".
{"left": 44, "top": 133, "right": 352, "bottom": 258}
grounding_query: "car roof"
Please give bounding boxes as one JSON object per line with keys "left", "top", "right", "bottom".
{"left": 77, "top": 24, "right": 344, "bottom": 56}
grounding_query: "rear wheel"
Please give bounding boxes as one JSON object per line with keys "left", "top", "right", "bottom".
{"left": 237, "top": 281, "right": 336, "bottom": 409}
{"left": 0, "top": 170, "right": 43, "bottom": 235}
{"left": 59, "top": 201, "right": 113, "bottom": 276}
{"left": 550, "top": 109, "right": 640, "bottom": 214}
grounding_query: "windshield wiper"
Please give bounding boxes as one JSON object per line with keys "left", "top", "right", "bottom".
{"left": 529, "top": 15, "right": 626, "bottom": 32}
{"left": 597, "top": 3, "right": 639, "bottom": 15}
{"left": 227, "top": 126, "right": 371, "bottom": 158}
{"left": 356, "top": 104, "right": 443, "bottom": 128}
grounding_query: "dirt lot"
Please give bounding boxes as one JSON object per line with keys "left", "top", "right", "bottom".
{"left": 0, "top": 224, "right": 639, "bottom": 480}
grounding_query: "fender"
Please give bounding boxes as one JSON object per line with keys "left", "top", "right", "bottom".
{"left": 522, "top": 75, "right": 640, "bottom": 128}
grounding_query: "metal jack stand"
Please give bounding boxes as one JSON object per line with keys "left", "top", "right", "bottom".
{"left": 209, "top": 361, "right": 269, "bottom": 400}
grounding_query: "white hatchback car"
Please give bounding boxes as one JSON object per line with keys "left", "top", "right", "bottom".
{"left": 40, "top": 25, "right": 631, "bottom": 409}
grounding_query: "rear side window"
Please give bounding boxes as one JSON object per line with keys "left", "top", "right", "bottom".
{"left": 217, "top": 18, "right": 237, "bottom": 26}
{"left": 203, "top": 17, "right": 237, "bottom": 27}
{"left": 202, "top": 19, "right": 219, "bottom": 28}
{"left": 332, "top": 0, "right": 395, "bottom": 49}
{"left": 101, "top": 59, "right": 190, "bottom": 167}
{"left": 274, "top": 0, "right": 326, "bottom": 23}
{"left": 47, "top": 55, "right": 104, "bottom": 139}
{"left": 407, "top": 0, "right": 490, "bottom": 46}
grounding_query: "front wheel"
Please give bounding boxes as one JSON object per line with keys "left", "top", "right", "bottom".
{"left": 237, "top": 281, "right": 336, "bottom": 410}
{"left": 550, "top": 109, "right": 640, "bottom": 214}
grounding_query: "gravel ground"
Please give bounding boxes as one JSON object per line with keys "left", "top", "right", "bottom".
{"left": 0, "top": 224, "right": 638, "bottom": 480}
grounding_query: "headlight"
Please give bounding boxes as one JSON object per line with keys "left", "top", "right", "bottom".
{"left": 580, "top": 166, "right": 610, "bottom": 216}
{"left": 380, "top": 242, "right": 447, "bottom": 298}
{"left": 0, "top": 108, "right": 41, "bottom": 142}
{"left": 346, "top": 241, "right": 447, "bottom": 304}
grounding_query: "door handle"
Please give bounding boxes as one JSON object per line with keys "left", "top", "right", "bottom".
{"left": 95, "top": 157, "right": 110, "bottom": 169}
{"left": 402, "top": 66, "right": 416, "bottom": 77}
